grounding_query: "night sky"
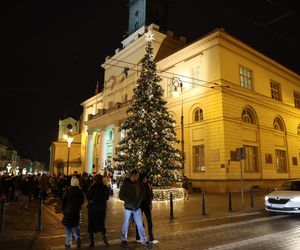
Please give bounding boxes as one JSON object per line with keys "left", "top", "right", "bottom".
{"left": 2, "top": 0, "right": 299, "bottom": 166}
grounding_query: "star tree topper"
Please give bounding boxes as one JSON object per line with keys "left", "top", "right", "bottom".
{"left": 145, "top": 30, "right": 155, "bottom": 42}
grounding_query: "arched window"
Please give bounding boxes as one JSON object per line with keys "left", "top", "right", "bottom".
{"left": 297, "top": 124, "right": 300, "bottom": 135}
{"left": 241, "top": 108, "right": 256, "bottom": 124}
{"left": 273, "top": 117, "right": 285, "bottom": 132}
{"left": 193, "top": 108, "right": 203, "bottom": 122}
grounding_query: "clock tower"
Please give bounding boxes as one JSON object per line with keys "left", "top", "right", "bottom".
{"left": 127, "top": 0, "right": 169, "bottom": 35}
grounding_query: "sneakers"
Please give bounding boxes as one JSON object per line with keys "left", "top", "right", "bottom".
{"left": 143, "top": 241, "right": 152, "bottom": 247}
{"left": 121, "top": 241, "right": 129, "bottom": 248}
{"left": 136, "top": 239, "right": 143, "bottom": 243}
{"left": 151, "top": 240, "right": 159, "bottom": 244}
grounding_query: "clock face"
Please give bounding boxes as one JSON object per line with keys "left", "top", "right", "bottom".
{"left": 67, "top": 124, "right": 73, "bottom": 130}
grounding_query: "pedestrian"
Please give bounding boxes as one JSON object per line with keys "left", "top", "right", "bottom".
{"left": 20, "top": 175, "right": 31, "bottom": 211}
{"left": 62, "top": 176, "right": 84, "bottom": 249}
{"left": 40, "top": 174, "right": 49, "bottom": 203}
{"left": 182, "top": 176, "right": 189, "bottom": 200}
{"left": 86, "top": 174, "right": 110, "bottom": 247}
{"left": 13, "top": 175, "right": 22, "bottom": 201}
{"left": 103, "top": 170, "right": 112, "bottom": 196}
{"left": 136, "top": 173, "right": 157, "bottom": 243}
{"left": 119, "top": 169, "right": 151, "bottom": 247}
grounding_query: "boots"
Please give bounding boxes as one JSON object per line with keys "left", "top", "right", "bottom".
{"left": 89, "top": 233, "right": 95, "bottom": 248}
{"left": 103, "top": 234, "right": 109, "bottom": 247}
{"left": 76, "top": 238, "right": 81, "bottom": 248}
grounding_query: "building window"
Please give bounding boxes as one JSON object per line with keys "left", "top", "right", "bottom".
{"left": 244, "top": 146, "right": 259, "bottom": 172}
{"left": 190, "top": 66, "right": 201, "bottom": 88}
{"left": 108, "top": 130, "right": 113, "bottom": 142}
{"left": 294, "top": 91, "right": 300, "bottom": 108}
{"left": 275, "top": 149, "right": 287, "bottom": 173}
{"left": 242, "top": 108, "right": 256, "bottom": 124}
{"left": 239, "top": 66, "right": 253, "bottom": 90}
{"left": 193, "top": 145, "right": 205, "bottom": 172}
{"left": 193, "top": 108, "right": 203, "bottom": 122}
{"left": 270, "top": 81, "right": 282, "bottom": 101}
{"left": 273, "top": 117, "right": 285, "bottom": 132}
{"left": 292, "top": 157, "right": 298, "bottom": 166}
{"left": 298, "top": 124, "right": 300, "bottom": 135}
{"left": 167, "top": 78, "right": 175, "bottom": 97}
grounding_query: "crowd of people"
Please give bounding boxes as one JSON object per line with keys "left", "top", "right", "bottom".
{"left": 0, "top": 169, "right": 156, "bottom": 248}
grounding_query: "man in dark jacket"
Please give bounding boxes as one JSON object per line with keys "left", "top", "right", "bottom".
{"left": 119, "top": 169, "right": 151, "bottom": 247}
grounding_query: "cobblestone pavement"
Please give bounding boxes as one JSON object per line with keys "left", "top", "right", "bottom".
{"left": 1, "top": 192, "right": 300, "bottom": 250}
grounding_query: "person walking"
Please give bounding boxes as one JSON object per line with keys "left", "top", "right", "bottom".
{"left": 136, "top": 173, "right": 156, "bottom": 243}
{"left": 40, "top": 174, "right": 49, "bottom": 203}
{"left": 62, "top": 176, "right": 84, "bottom": 249}
{"left": 86, "top": 174, "right": 110, "bottom": 247}
{"left": 119, "top": 169, "right": 151, "bottom": 247}
{"left": 20, "top": 175, "right": 31, "bottom": 211}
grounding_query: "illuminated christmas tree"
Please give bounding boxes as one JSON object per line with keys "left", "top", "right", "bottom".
{"left": 114, "top": 30, "right": 182, "bottom": 186}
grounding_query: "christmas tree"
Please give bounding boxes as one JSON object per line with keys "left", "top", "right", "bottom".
{"left": 114, "top": 30, "right": 182, "bottom": 186}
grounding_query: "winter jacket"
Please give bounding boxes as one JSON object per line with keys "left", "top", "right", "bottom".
{"left": 119, "top": 178, "right": 143, "bottom": 211}
{"left": 86, "top": 183, "right": 109, "bottom": 209}
{"left": 140, "top": 182, "right": 153, "bottom": 209}
{"left": 21, "top": 179, "right": 31, "bottom": 196}
{"left": 87, "top": 183, "right": 109, "bottom": 233}
{"left": 62, "top": 186, "right": 84, "bottom": 227}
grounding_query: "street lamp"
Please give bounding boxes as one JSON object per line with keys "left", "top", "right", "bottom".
{"left": 63, "top": 134, "right": 74, "bottom": 176}
{"left": 172, "top": 77, "right": 185, "bottom": 173}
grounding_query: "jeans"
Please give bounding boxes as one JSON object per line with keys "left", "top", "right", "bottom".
{"left": 64, "top": 226, "right": 81, "bottom": 246}
{"left": 121, "top": 208, "right": 147, "bottom": 243}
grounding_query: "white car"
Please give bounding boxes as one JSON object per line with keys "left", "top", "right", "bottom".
{"left": 265, "top": 180, "right": 300, "bottom": 214}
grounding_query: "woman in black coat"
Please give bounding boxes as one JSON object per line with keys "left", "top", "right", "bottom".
{"left": 62, "top": 176, "right": 84, "bottom": 248}
{"left": 86, "top": 174, "right": 110, "bottom": 247}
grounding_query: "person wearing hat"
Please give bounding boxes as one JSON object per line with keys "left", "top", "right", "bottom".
{"left": 136, "top": 173, "right": 156, "bottom": 243}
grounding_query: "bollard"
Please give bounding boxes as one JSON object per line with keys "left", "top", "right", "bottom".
{"left": 37, "top": 192, "right": 43, "bottom": 231}
{"left": 169, "top": 192, "right": 174, "bottom": 220}
{"left": 250, "top": 188, "right": 254, "bottom": 208}
{"left": 201, "top": 192, "right": 206, "bottom": 216}
{"left": 0, "top": 198, "right": 6, "bottom": 232}
{"left": 228, "top": 191, "right": 233, "bottom": 212}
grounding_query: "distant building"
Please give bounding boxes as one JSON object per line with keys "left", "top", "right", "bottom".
{"left": 49, "top": 117, "right": 82, "bottom": 175}
{"left": 0, "top": 136, "right": 19, "bottom": 174}
{"left": 79, "top": 1, "right": 300, "bottom": 192}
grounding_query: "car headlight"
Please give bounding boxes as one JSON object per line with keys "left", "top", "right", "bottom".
{"left": 290, "top": 197, "right": 300, "bottom": 202}
{"left": 264, "top": 196, "right": 269, "bottom": 201}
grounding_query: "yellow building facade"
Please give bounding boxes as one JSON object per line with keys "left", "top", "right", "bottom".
{"left": 80, "top": 25, "right": 300, "bottom": 192}
{"left": 49, "top": 117, "right": 82, "bottom": 175}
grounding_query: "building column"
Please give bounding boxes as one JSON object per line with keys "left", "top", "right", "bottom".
{"left": 99, "top": 131, "right": 106, "bottom": 172}
{"left": 114, "top": 126, "right": 120, "bottom": 157}
{"left": 85, "top": 131, "right": 94, "bottom": 174}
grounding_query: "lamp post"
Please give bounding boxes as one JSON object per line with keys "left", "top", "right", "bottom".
{"left": 64, "top": 134, "right": 74, "bottom": 176}
{"left": 172, "top": 77, "right": 185, "bottom": 173}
